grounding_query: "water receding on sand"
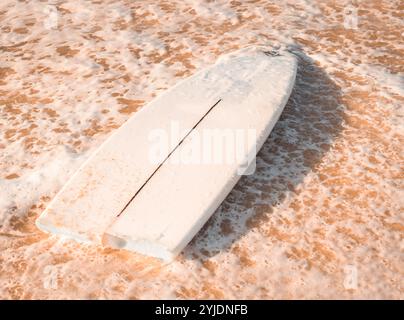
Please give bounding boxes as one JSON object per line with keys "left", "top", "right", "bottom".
{"left": 0, "top": 0, "right": 403, "bottom": 299}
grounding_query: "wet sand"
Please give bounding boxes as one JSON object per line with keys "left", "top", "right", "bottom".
{"left": 0, "top": 0, "right": 403, "bottom": 299}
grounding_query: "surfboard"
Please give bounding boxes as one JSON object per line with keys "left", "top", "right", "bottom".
{"left": 36, "top": 47, "right": 297, "bottom": 261}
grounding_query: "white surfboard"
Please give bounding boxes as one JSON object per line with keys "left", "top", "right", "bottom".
{"left": 36, "top": 47, "right": 297, "bottom": 261}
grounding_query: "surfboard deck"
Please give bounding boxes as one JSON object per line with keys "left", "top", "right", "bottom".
{"left": 36, "top": 47, "right": 297, "bottom": 261}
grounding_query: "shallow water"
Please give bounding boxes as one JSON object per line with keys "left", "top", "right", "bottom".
{"left": 0, "top": 0, "right": 403, "bottom": 299}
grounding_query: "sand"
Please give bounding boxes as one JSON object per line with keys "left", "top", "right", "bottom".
{"left": 0, "top": 0, "right": 403, "bottom": 299}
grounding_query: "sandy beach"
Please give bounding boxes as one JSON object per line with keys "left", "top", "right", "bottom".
{"left": 0, "top": 0, "right": 403, "bottom": 299}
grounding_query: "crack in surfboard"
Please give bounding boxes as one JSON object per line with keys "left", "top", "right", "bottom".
{"left": 116, "top": 98, "right": 222, "bottom": 218}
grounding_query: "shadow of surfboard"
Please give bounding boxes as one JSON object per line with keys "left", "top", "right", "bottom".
{"left": 182, "top": 45, "right": 344, "bottom": 261}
